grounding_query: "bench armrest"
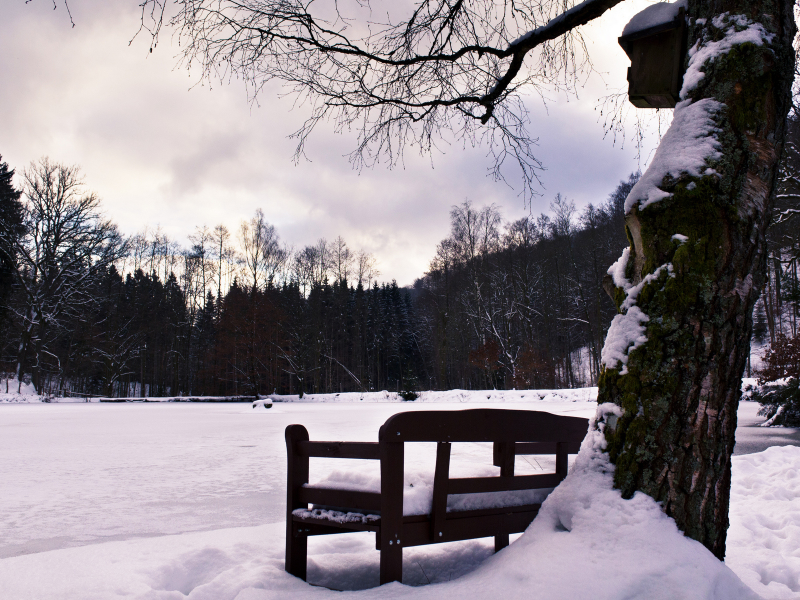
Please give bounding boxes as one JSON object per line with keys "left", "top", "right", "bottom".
{"left": 296, "top": 441, "right": 380, "bottom": 460}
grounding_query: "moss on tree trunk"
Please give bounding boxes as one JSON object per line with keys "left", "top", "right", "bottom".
{"left": 599, "top": 0, "right": 796, "bottom": 559}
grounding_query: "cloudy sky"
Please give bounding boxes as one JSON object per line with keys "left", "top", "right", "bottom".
{"left": 1, "top": 0, "right": 661, "bottom": 286}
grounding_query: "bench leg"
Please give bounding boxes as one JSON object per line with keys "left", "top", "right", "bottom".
{"left": 380, "top": 441, "right": 404, "bottom": 585}
{"left": 380, "top": 539, "right": 402, "bottom": 585}
{"left": 286, "top": 521, "right": 308, "bottom": 581}
{"left": 495, "top": 533, "right": 509, "bottom": 552}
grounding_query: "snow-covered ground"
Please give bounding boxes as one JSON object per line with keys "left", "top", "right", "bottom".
{"left": 0, "top": 377, "right": 39, "bottom": 401}
{"left": 1, "top": 393, "right": 798, "bottom": 599}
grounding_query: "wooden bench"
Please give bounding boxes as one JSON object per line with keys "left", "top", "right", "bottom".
{"left": 285, "top": 408, "right": 588, "bottom": 585}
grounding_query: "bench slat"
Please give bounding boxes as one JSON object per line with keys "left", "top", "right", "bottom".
{"left": 393, "top": 505, "right": 543, "bottom": 549}
{"left": 448, "top": 473, "right": 562, "bottom": 494}
{"left": 515, "top": 441, "right": 581, "bottom": 455}
{"left": 442, "top": 502, "right": 542, "bottom": 520}
{"left": 292, "top": 516, "right": 380, "bottom": 533}
{"left": 298, "top": 487, "right": 382, "bottom": 511}
{"left": 440, "top": 509, "right": 541, "bottom": 544}
{"left": 296, "top": 441, "right": 380, "bottom": 460}
{"left": 380, "top": 409, "right": 589, "bottom": 443}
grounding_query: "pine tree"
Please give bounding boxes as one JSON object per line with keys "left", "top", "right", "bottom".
{"left": 0, "top": 155, "right": 23, "bottom": 361}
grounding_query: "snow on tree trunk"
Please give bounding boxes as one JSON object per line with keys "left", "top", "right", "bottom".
{"left": 598, "top": 0, "right": 796, "bottom": 559}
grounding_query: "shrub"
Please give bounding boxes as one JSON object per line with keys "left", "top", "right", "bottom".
{"left": 754, "top": 377, "right": 800, "bottom": 426}
{"left": 758, "top": 333, "right": 800, "bottom": 384}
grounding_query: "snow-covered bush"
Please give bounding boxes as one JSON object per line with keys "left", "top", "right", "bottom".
{"left": 754, "top": 377, "right": 800, "bottom": 426}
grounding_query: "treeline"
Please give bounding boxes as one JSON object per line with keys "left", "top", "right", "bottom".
{"left": 0, "top": 155, "right": 636, "bottom": 396}
{"left": 47, "top": 268, "right": 420, "bottom": 397}
{"left": 5, "top": 114, "right": 800, "bottom": 397}
{"left": 0, "top": 157, "right": 422, "bottom": 396}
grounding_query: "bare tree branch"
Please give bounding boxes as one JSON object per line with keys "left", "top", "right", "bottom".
{"left": 136, "top": 0, "right": 625, "bottom": 198}
{"left": 25, "top": 0, "right": 75, "bottom": 28}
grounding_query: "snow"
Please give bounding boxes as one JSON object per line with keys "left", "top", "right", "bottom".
{"left": 727, "top": 446, "right": 800, "bottom": 598}
{"left": 749, "top": 341, "right": 768, "bottom": 373}
{"left": 607, "top": 246, "right": 631, "bottom": 288}
{"left": 0, "top": 377, "right": 40, "bottom": 401}
{"left": 0, "top": 394, "right": 798, "bottom": 599}
{"left": 673, "top": 233, "right": 689, "bottom": 243}
{"left": 0, "top": 399, "right": 596, "bottom": 560}
{"left": 621, "top": 1, "right": 687, "bottom": 37}
{"left": 508, "top": 0, "right": 596, "bottom": 48}
{"left": 681, "top": 15, "right": 774, "bottom": 99}
{"left": 601, "top": 261, "right": 675, "bottom": 375}
{"left": 624, "top": 98, "right": 723, "bottom": 213}
{"left": 600, "top": 306, "right": 650, "bottom": 375}
{"left": 293, "top": 508, "right": 380, "bottom": 525}
{"left": 761, "top": 405, "right": 786, "bottom": 427}
{"left": 307, "top": 460, "right": 554, "bottom": 517}
{"left": 621, "top": 263, "right": 674, "bottom": 311}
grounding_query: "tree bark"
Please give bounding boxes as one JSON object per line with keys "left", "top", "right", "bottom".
{"left": 599, "top": 0, "right": 796, "bottom": 559}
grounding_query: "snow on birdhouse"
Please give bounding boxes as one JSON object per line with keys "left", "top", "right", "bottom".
{"left": 618, "top": 1, "right": 688, "bottom": 109}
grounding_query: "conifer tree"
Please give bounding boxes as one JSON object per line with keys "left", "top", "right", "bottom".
{"left": 0, "top": 155, "right": 23, "bottom": 344}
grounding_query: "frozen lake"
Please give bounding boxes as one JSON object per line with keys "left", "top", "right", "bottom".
{"left": 0, "top": 398, "right": 787, "bottom": 560}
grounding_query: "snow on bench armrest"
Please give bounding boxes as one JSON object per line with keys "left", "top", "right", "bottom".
{"left": 292, "top": 508, "right": 380, "bottom": 524}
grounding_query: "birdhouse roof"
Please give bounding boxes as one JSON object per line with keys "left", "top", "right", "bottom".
{"left": 621, "top": 1, "right": 686, "bottom": 38}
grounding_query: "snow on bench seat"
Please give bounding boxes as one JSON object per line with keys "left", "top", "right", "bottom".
{"left": 303, "top": 465, "right": 554, "bottom": 516}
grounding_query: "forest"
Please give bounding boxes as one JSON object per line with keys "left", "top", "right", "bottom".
{"left": 1, "top": 117, "right": 799, "bottom": 398}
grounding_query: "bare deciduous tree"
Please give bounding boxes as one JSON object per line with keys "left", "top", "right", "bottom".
{"left": 239, "top": 208, "right": 288, "bottom": 291}
{"left": 188, "top": 225, "right": 217, "bottom": 306}
{"left": 212, "top": 223, "right": 235, "bottom": 311}
{"left": 330, "top": 235, "right": 354, "bottom": 284}
{"left": 355, "top": 249, "right": 379, "bottom": 288}
{"left": 7, "top": 158, "right": 126, "bottom": 392}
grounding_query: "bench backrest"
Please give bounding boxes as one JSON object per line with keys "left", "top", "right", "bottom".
{"left": 378, "top": 408, "right": 588, "bottom": 443}
{"left": 377, "top": 409, "right": 588, "bottom": 541}
{"left": 286, "top": 409, "right": 589, "bottom": 521}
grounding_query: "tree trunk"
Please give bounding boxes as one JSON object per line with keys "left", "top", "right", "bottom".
{"left": 598, "top": 0, "right": 795, "bottom": 559}
{"left": 15, "top": 306, "right": 35, "bottom": 393}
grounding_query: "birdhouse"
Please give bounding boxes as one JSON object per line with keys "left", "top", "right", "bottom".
{"left": 618, "top": 6, "right": 687, "bottom": 109}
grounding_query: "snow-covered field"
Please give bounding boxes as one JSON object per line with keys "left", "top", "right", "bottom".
{"left": 1, "top": 393, "right": 798, "bottom": 599}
